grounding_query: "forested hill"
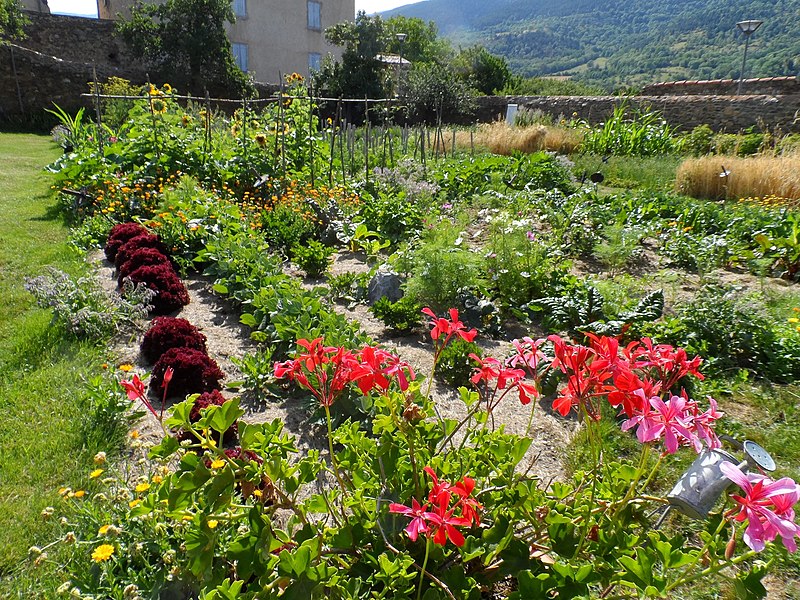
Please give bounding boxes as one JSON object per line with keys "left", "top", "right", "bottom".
{"left": 383, "top": 0, "right": 800, "bottom": 90}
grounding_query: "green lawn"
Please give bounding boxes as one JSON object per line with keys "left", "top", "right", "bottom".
{"left": 0, "top": 134, "right": 111, "bottom": 594}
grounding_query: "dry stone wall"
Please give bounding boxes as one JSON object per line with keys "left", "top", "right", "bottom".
{"left": 475, "top": 94, "right": 800, "bottom": 133}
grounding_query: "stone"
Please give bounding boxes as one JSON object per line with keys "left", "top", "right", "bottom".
{"left": 367, "top": 267, "right": 403, "bottom": 305}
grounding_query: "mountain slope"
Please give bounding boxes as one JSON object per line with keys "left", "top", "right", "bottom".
{"left": 384, "top": 0, "right": 800, "bottom": 89}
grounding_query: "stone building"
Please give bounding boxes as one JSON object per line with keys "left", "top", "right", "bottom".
{"left": 94, "top": 0, "right": 354, "bottom": 83}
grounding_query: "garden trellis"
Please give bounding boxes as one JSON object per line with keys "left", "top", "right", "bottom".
{"left": 79, "top": 86, "right": 474, "bottom": 186}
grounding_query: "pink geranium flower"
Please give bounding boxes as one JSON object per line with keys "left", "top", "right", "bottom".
{"left": 721, "top": 462, "right": 800, "bottom": 552}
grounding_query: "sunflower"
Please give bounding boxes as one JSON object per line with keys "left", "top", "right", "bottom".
{"left": 151, "top": 98, "right": 167, "bottom": 115}
{"left": 254, "top": 133, "right": 268, "bottom": 147}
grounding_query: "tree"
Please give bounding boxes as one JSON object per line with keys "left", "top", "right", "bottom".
{"left": 116, "top": 0, "right": 249, "bottom": 95}
{"left": 314, "top": 11, "right": 389, "bottom": 99}
{"left": 452, "top": 46, "right": 512, "bottom": 95}
{"left": 383, "top": 15, "right": 451, "bottom": 65}
{"left": 404, "top": 62, "right": 475, "bottom": 124}
{"left": 0, "top": 0, "right": 27, "bottom": 42}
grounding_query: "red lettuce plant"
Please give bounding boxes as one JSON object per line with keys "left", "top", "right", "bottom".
{"left": 140, "top": 316, "right": 207, "bottom": 364}
{"left": 176, "top": 390, "right": 238, "bottom": 445}
{"left": 117, "top": 247, "right": 173, "bottom": 286}
{"left": 114, "top": 233, "right": 169, "bottom": 270}
{"left": 151, "top": 346, "right": 224, "bottom": 397}
{"left": 104, "top": 222, "right": 148, "bottom": 262}
{"left": 125, "top": 263, "right": 190, "bottom": 315}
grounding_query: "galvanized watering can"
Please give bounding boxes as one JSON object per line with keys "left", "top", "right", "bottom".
{"left": 665, "top": 439, "right": 776, "bottom": 520}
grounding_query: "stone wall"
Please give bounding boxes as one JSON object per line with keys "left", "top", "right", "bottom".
{"left": 0, "top": 11, "right": 148, "bottom": 121}
{"left": 641, "top": 76, "right": 800, "bottom": 96}
{"left": 0, "top": 11, "right": 283, "bottom": 123}
{"left": 475, "top": 94, "right": 800, "bottom": 133}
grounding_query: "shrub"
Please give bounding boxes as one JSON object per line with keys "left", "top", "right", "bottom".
{"left": 176, "top": 390, "right": 238, "bottom": 445}
{"left": 370, "top": 296, "right": 421, "bottom": 334}
{"left": 140, "top": 316, "right": 207, "bottom": 364}
{"left": 436, "top": 337, "right": 482, "bottom": 388}
{"left": 291, "top": 240, "right": 335, "bottom": 278}
{"left": 104, "top": 222, "right": 148, "bottom": 262}
{"left": 125, "top": 263, "right": 190, "bottom": 315}
{"left": 117, "top": 246, "right": 173, "bottom": 285}
{"left": 151, "top": 347, "right": 225, "bottom": 398}
{"left": 114, "top": 233, "right": 169, "bottom": 270}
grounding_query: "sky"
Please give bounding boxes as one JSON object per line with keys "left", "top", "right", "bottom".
{"left": 46, "top": 0, "right": 425, "bottom": 18}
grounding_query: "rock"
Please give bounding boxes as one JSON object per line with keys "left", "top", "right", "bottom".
{"left": 367, "top": 267, "right": 403, "bottom": 304}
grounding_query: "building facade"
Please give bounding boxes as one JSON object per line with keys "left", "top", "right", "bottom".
{"left": 95, "top": 0, "right": 354, "bottom": 83}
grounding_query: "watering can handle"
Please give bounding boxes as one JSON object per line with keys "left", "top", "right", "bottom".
{"left": 719, "top": 435, "right": 744, "bottom": 450}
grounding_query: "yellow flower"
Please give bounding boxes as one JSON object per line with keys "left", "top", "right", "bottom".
{"left": 98, "top": 524, "right": 111, "bottom": 535}
{"left": 210, "top": 459, "right": 225, "bottom": 469}
{"left": 91, "top": 544, "right": 115, "bottom": 562}
{"left": 207, "top": 520, "right": 219, "bottom": 529}
{"left": 73, "top": 490, "right": 86, "bottom": 498}
{"left": 162, "top": 83, "right": 173, "bottom": 94}
{"left": 130, "top": 430, "right": 140, "bottom": 439}
{"left": 135, "top": 482, "right": 151, "bottom": 493}
{"left": 789, "top": 318, "right": 800, "bottom": 324}
{"left": 128, "top": 499, "right": 141, "bottom": 508}
{"left": 151, "top": 98, "right": 167, "bottom": 115}
{"left": 152, "top": 475, "right": 163, "bottom": 484}
{"left": 119, "top": 364, "right": 133, "bottom": 372}
{"left": 90, "top": 469, "right": 104, "bottom": 479}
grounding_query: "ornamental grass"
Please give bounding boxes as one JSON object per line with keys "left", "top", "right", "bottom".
{"left": 455, "top": 122, "right": 582, "bottom": 156}
{"left": 675, "top": 152, "right": 800, "bottom": 201}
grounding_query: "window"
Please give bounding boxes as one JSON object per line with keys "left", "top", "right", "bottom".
{"left": 308, "top": 52, "right": 322, "bottom": 72}
{"left": 232, "top": 0, "right": 246, "bottom": 17}
{"left": 232, "top": 43, "right": 248, "bottom": 72}
{"left": 307, "top": 1, "right": 321, "bottom": 30}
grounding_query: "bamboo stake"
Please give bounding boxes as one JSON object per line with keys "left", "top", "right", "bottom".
{"left": 308, "top": 81, "right": 315, "bottom": 187}
{"left": 92, "top": 64, "right": 104, "bottom": 155}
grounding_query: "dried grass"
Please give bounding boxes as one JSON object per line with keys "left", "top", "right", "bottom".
{"left": 454, "top": 122, "right": 583, "bottom": 155}
{"left": 675, "top": 153, "right": 800, "bottom": 201}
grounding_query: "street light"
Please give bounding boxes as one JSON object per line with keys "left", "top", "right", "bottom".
{"left": 736, "top": 19, "right": 763, "bottom": 95}
{"left": 396, "top": 32, "right": 408, "bottom": 96}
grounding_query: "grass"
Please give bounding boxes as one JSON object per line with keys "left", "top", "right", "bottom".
{"left": 675, "top": 153, "right": 800, "bottom": 201}
{"left": 0, "top": 134, "right": 116, "bottom": 594}
{"left": 572, "top": 153, "right": 682, "bottom": 192}
{"left": 455, "top": 121, "right": 582, "bottom": 156}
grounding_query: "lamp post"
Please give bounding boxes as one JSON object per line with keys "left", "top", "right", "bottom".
{"left": 396, "top": 32, "right": 407, "bottom": 96}
{"left": 736, "top": 19, "right": 763, "bottom": 95}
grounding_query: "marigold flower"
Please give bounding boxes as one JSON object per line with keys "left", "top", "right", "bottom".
{"left": 90, "top": 469, "right": 104, "bottom": 479}
{"left": 98, "top": 524, "right": 111, "bottom": 535}
{"left": 210, "top": 459, "right": 225, "bottom": 469}
{"left": 73, "top": 490, "right": 86, "bottom": 498}
{"left": 128, "top": 499, "right": 141, "bottom": 508}
{"left": 135, "top": 482, "right": 150, "bottom": 493}
{"left": 91, "top": 544, "right": 115, "bottom": 562}
{"left": 207, "top": 520, "right": 219, "bottom": 529}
